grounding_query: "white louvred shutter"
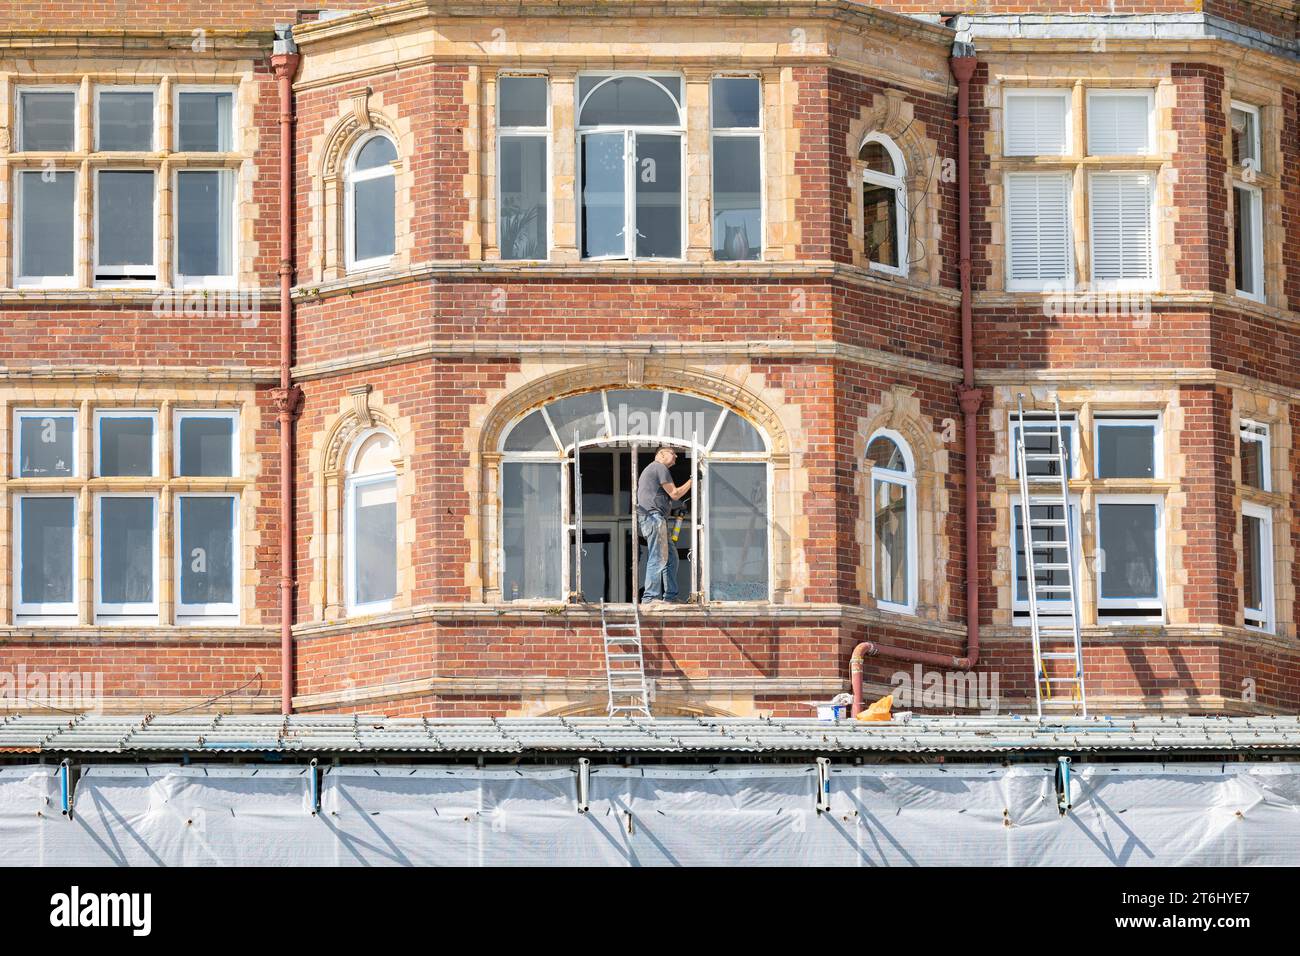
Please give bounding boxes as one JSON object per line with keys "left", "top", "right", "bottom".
{"left": 1005, "top": 92, "right": 1069, "bottom": 156}
{"left": 1006, "top": 173, "right": 1072, "bottom": 286}
{"left": 1087, "top": 93, "right": 1152, "bottom": 155}
{"left": 1089, "top": 172, "right": 1154, "bottom": 284}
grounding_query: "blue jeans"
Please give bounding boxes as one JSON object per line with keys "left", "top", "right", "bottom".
{"left": 638, "top": 511, "right": 679, "bottom": 602}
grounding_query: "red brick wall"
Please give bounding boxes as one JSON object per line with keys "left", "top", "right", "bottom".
{"left": 1172, "top": 63, "right": 1231, "bottom": 295}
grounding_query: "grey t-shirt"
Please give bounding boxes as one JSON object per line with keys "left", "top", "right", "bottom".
{"left": 637, "top": 460, "right": 674, "bottom": 516}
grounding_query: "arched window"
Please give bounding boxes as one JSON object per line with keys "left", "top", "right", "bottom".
{"left": 498, "top": 388, "right": 769, "bottom": 603}
{"left": 860, "top": 133, "right": 908, "bottom": 276}
{"left": 345, "top": 133, "right": 397, "bottom": 271}
{"left": 345, "top": 429, "right": 398, "bottom": 614}
{"left": 578, "top": 75, "right": 684, "bottom": 260}
{"left": 866, "top": 430, "right": 916, "bottom": 613}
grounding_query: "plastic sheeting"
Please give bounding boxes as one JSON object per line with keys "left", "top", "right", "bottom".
{"left": 1, "top": 761, "right": 1297, "bottom": 866}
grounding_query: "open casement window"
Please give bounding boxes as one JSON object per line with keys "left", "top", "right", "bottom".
{"left": 94, "top": 169, "right": 157, "bottom": 285}
{"left": 711, "top": 76, "right": 762, "bottom": 261}
{"left": 16, "top": 169, "right": 77, "bottom": 288}
{"left": 1088, "top": 172, "right": 1156, "bottom": 290}
{"left": 13, "top": 409, "right": 77, "bottom": 478}
{"left": 16, "top": 87, "right": 77, "bottom": 152}
{"left": 14, "top": 494, "right": 79, "bottom": 624}
{"left": 94, "top": 410, "right": 157, "bottom": 478}
{"left": 497, "top": 75, "right": 550, "bottom": 260}
{"left": 94, "top": 493, "right": 159, "bottom": 623}
{"left": 498, "top": 388, "right": 769, "bottom": 604}
{"left": 1094, "top": 413, "right": 1160, "bottom": 479}
{"left": 174, "top": 410, "right": 238, "bottom": 478}
{"left": 1242, "top": 503, "right": 1274, "bottom": 633}
{"left": 578, "top": 74, "right": 684, "bottom": 260}
{"left": 345, "top": 430, "right": 398, "bottom": 615}
{"left": 175, "top": 168, "right": 236, "bottom": 288}
{"left": 1004, "top": 89, "right": 1070, "bottom": 157}
{"left": 1239, "top": 419, "right": 1271, "bottom": 491}
{"left": 1009, "top": 412, "right": 1077, "bottom": 480}
{"left": 1230, "top": 103, "right": 1261, "bottom": 179}
{"left": 1095, "top": 496, "right": 1165, "bottom": 624}
{"left": 345, "top": 133, "right": 398, "bottom": 272}
{"left": 1005, "top": 172, "right": 1072, "bottom": 290}
{"left": 860, "top": 134, "right": 907, "bottom": 276}
{"left": 1086, "top": 91, "right": 1153, "bottom": 156}
{"left": 866, "top": 431, "right": 917, "bottom": 613}
{"left": 1233, "top": 182, "right": 1264, "bottom": 301}
{"left": 1013, "top": 498, "right": 1082, "bottom": 625}
{"left": 176, "top": 493, "right": 239, "bottom": 624}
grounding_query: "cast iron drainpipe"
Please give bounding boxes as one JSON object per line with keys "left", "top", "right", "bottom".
{"left": 851, "top": 44, "right": 983, "bottom": 716}
{"left": 271, "top": 43, "right": 302, "bottom": 715}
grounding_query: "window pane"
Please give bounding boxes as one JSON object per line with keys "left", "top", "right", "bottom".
{"left": 353, "top": 173, "right": 395, "bottom": 263}
{"left": 1231, "top": 107, "right": 1258, "bottom": 169}
{"left": 634, "top": 133, "right": 681, "bottom": 258}
{"left": 1243, "top": 514, "right": 1264, "bottom": 613}
{"left": 178, "top": 416, "right": 235, "bottom": 477}
{"left": 177, "top": 170, "right": 234, "bottom": 278}
{"left": 1007, "top": 173, "right": 1071, "bottom": 283}
{"left": 663, "top": 394, "right": 723, "bottom": 446}
{"left": 19, "top": 91, "right": 75, "bottom": 151}
{"left": 352, "top": 479, "right": 397, "bottom": 606}
{"left": 499, "top": 76, "right": 548, "bottom": 127}
{"left": 1013, "top": 421, "right": 1073, "bottom": 478}
{"left": 1090, "top": 173, "right": 1154, "bottom": 283}
{"left": 605, "top": 389, "right": 662, "bottom": 439}
{"left": 18, "top": 413, "right": 76, "bottom": 477}
{"left": 1005, "top": 93, "right": 1068, "bottom": 155}
{"left": 177, "top": 91, "right": 233, "bottom": 151}
{"left": 579, "top": 76, "right": 680, "bottom": 127}
{"left": 712, "top": 77, "right": 760, "bottom": 128}
{"left": 97, "top": 91, "right": 154, "bottom": 150}
{"left": 97, "top": 171, "right": 155, "bottom": 272}
{"left": 20, "top": 497, "right": 75, "bottom": 606}
{"left": 355, "top": 136, "right": 397, "bottom": 171}
{"left": 98, "top": 416, "right": 154, "bottom": 476}
{"left": 179, "top": 496, "right": 235, "bottom": 606}
{"left": 1096, "top": 424, "right": 1155, "bottom": 478}
{"left": 581, "top": 132, "right": 626, "bottom": 258}
{"left": 708, "top": 462, "right": 768, "bottom": 601}
{"left": 712, "top": 136, "right": 761, "bottom": 261}
{"left": 711, "top": 412, "right": 765, "bottom": 452}
{"left": 1014, "top": 504, "right": 1070, "bottom": 603}
{"left": 1234, "top": 186, "right": 1260, "bottom": 297}
{"left": 1087, "top": 94, "right": 1150, "bottom": 155}
{"left": 546, "top": 391, "right": 608, "bottom": 446}
{"left": 502, "top": 462, "right": 562, "bottom": 599}
{"left": 873, "top": 478, "right": 909, "bottom": 606}
{"left": 503, "top": 410, "right": 556, "bottom": 452}
{"left": 866, "top": 436, "right": 907, "bottom": 472}
{"left": 19, "top": 171, "right": 76, "bottom": 279}
{"left": 99, "top": 497, "right": 154, "bottom": 605}
{"left": 1098, "top": 503, "right": 1158, "bottom": 600}
{"left": 499, "top": 136, "right": 548, "bottom": 259}
{"left": 864, "top": 182, "right": 899, "bottom": 269}
{"left": 1241, "top": 430, "right": 1267, "bottom": 489}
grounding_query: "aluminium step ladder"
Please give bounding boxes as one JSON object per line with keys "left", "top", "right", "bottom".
{"left": 1015, "top": 395, "right": 1088, "bottom": 719}
{"left": 601, "top": 602, "right": 652, "bottom": 718}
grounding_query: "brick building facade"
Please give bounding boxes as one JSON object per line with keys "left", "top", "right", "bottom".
{"left": 0, "top": 0, "right": 1296, "bottom": 718}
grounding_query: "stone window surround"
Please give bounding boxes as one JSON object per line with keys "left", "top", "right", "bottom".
{"left": 0, "top": 68, "right": 260, "bottom": 291}
{"left": 0, "top": 385, "right": 263, "bottom": 628}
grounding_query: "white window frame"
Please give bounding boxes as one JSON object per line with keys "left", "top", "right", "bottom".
{"left": 1095, "top": 494, "right": 1166, "bottom": 624}
{"left": 93, "top": 409, "right": 159, "bottom": 478}
{"left": 12, "top": 407, "right": 79, "bottom": 478}
{"left": 172, "top": 166, "right": 238, "bottom": 289}
{"left": 1241, "top": 501, "right": 1274, "bottom": 633}
{"left": 496, "top": 73, "right": 552, "bottom": 261}
{"left": 1232, "top": 181, "right": 1265, "bottom": 303}
{"left": 173, "top": 408, "right": 239, "bottom": 478}
{"left": 1011, "top": 495, "right": 1082, "bottom": 621}
{"left": 344, "top": 132, "right": 398, "bottom": 273}
{"left": 93, "top": 84, "right": 159, "bottom": 152}
{"left": 710, "top": 73, "right": 765, "bottom": 264}
{"left": 1009, "top": 411, "right": 1079, "bottom": 480}
{"left": 1003, "top": 88, "right": 1072, "bottom": 157}
{"left": 13, "top": 492, "right": 80, "bottom": 622}
{"left": 860, "top": 132, "right": 908, "bottom": 278}
{"left": 576, "top": 72, "right": 687, "bottom": 262}
{"left": 1085, "top": 89, "right": 1155, "bottom": 156}
{"left": 13, "top": 167, "right": 79, "bottom": 288}
{"left": 175, "top": 491, "right": 240, "bottom": 623}
{"left": 14, "top": 84, "right": 80, "bottom": 153}
{"left": 1229, "top": 101, "right": 1262, "bottom": 177}
{"left": 1004, "top": 171, "right": 1074, "bottom": 292}
{"left": 172, "top": 85, "right": 238, "bottom": 153}
{"left": 92, "top": 166, "right": 159, "bottom": 286}
{"left": 93, "top": 492, "right": 160, "bottom": 622}
{"left": 867, "top": 428, "right": 918, "bottom": 614}
{"left": 1087, "top": 170, "right": 1158, "bottom": 292}
{"left": 345, "top": 428, "right": 399, "bottom": 615}
{"left": 1093, "top": 413, "right": 1162, "bottom": 480}
{"left": 1239, "top": 418, "right": 1271, "bottom": 492}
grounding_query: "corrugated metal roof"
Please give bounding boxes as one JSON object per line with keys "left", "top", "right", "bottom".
{"left": 2, "top": 714, "right": 1300, "bottom": 756}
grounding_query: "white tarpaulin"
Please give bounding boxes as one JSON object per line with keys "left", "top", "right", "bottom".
{"left": 1, "top": 761, "right": 1297, "bottom": 866}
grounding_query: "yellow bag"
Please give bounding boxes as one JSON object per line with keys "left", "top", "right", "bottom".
{"left": 857, "top": 694, "right": 893, "bottom": 721}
